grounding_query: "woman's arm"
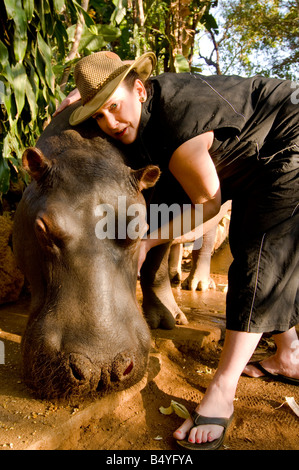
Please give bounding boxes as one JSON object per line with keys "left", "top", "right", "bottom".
{"left": 169, "top": 130, "right": 220, "bottom": 220}
{"left": 138, "top": 131, "right": 220, "bottom": 271}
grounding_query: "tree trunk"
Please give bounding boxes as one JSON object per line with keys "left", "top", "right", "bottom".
{"left": 169, "top": 0, "right": 210, "bottom": 70}
{"left": 60, "top": 0, "right": 89, "bottom": 91}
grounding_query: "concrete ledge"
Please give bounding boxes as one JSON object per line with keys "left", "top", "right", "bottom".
{"left": 151, "top": 323, "right": 222, "bottom": 356}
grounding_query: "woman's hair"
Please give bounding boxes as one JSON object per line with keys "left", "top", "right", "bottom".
{"left": 123, "top": 70, "right": 152, "bottom": 94}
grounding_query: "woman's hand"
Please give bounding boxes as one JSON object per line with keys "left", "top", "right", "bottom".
{"left": 53, "top": 88, "right": 81, "bottom": 117}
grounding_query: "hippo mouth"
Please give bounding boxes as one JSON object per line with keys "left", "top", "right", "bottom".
{"left": 22, "top": 348, "right": 149, "bottom": 399}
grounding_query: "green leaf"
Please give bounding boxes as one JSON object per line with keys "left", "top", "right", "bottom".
{"left": 36, "top": 0, "right": 46, "bottom": 35}
{"left": 79, "top": 33, "right": 105, "bottom": 53}
{"left": 0, "top": 79, "right": 5, "bottom": 106}
{"left": 23, "top": 0, "right": 34, "bottom": 22}
{"left": 25, "top": 59, "right": 40, "bottom": 99}
{"left": 0, "top": 81, "right": 12, "bottom": 116}
{"left": 53, "top": 0, "right": 65, "bottom": 13}
{"left": 3, "top": 126, "right": 23, "bottom": 160}
{"left": 25, "top": 76, "right": 38, "bottom": 121}
{"left": 0, "top": 40, "right": 9, "bottom": 64}
{"left": 201, "top": 11, "right": 219, "bottom": 34}
{"left": 89, "top": 25, "right": 98, "bottom": 36}
{"left": 73, "top": 0, "right": 95, "bottom": 28}
{"left": 53, "top": 20, "right": 68, "bottom": 57}
{"left": 99, "top": 24, "right": 121, "bottom": 42}
{"left": 68, "top": 24, "right": 120, "bottom": 54}
{"left": 174, "top": 54, "right": 190, "bottom": 73}
{"left": 37, "top": 33, "right": 55, "bottom": 91}
{"left": 4, "top": 0, "right": 28, "bottom": 61}
{"left": 10, "top": 63, "right": 27, "bottom": 116}
{"left": 34, "top": 45, "right": 46, "bottom": 87}
{"left": 0, "top": 157, "right": 11, "bottom": 194}
{"left": 111, "top": 0, "right": 127, "bottom": 25}
{"left": 43, "top": 0, "right": 51, "bottom": 15}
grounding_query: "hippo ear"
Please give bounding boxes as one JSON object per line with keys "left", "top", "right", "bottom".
{"left": 22, "top": 147, "right": 52, "bottom": 181}
{"left": 132, "top": 165, "right": 160, "bottom": 191}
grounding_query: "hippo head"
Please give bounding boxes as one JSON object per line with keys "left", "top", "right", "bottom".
{"left": 14, "top": 136, "right": 160, "bottom": 399}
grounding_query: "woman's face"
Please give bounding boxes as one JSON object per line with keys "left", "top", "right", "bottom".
{"left": 92, "top": 79, "right": 146, "bottom": 145}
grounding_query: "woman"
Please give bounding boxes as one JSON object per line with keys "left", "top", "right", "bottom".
{"left": 54, "top": 51, "right": 299, "bottom": 450}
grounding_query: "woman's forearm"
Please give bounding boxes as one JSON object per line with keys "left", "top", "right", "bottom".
{"left": 144, "top": 193, "right": 221, "bottom": 250}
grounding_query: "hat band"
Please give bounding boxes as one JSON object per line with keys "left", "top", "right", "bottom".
{"left": 82, "top": 64, "right": 129, "bottom": 105}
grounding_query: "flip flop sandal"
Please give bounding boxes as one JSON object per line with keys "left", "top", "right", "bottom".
{"left": 176, "top": 411, "right": 234, "bottom": 451}
{"left": 243, "top": 361, "right": 299, "bottom": 386}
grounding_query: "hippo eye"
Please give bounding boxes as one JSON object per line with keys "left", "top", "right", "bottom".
{"left": 114, "top": 206, "right": 148, "bottom": 246}
{"left": 35, "top": 218, "right": 49, "bottom": 245}
{"left": 34, "top": 215, "right": 69, "bottom": 251}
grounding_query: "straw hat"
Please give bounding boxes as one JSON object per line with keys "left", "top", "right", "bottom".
{"left": 69, "top": 51, "right": 157, "bottom": 126}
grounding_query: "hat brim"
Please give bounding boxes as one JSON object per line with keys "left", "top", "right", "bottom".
{"left": 69, "top": 52, "right": 156, "bottom": 126}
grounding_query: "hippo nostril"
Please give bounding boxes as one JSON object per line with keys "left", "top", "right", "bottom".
{"left": 70, "top": 362, "right": 86, "bottom": 381}
{"left": 123, "top": 361, "right": 134, "bottom": 376}
{"left": 69, "top": 353, "right": 92, "bottom": 382}
{"left": 111, "top": 353, "right": 135, "bottom": 382}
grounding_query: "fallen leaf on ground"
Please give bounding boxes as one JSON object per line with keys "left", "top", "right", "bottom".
{"left": 159, "top": 400, "right": 190, "bottom": 419}
{"left": 285, "top": 397, "right": 299, "bottom": 418}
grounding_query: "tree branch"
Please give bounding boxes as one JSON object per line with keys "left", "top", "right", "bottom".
{"left": 60, "top": 0, "right": 89, "bottom": 92}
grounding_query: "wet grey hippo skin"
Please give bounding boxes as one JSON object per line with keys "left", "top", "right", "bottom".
{"left": 13, "top": 103, "right": 223, "bottom": 398}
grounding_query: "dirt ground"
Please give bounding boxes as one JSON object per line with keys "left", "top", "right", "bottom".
{"left": 0, "top": 243, "right": 298, "bottom": 451}
{"left": 76, "top": 349, "right": 299, "bottom": 451}
{"left": 76, "top": 301, "right": 299, "bottom": 450}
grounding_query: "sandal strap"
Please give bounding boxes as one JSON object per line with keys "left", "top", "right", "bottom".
{"left": 191, "top": 411, "right": 232, "bottom": 429}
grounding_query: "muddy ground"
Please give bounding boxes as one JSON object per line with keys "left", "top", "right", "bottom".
{"left": 0, "top": 243, "right": 298, "bottom": 451}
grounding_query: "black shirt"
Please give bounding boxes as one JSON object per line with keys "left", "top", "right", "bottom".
{"left": 130, "top": 72, "right": 297, "bottom": 200}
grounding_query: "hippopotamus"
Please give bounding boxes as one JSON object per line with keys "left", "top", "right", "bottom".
{"left": 168, "top": 201, "right": 231, "bottom": 291}
{"left": 13, "top": 102, "right": 225, "bottom": 399}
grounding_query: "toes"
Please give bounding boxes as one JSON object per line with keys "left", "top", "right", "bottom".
{"left": 184, "top": 425, "right": 211, "bottom": 444}
{"left": 173, "top": 417, "right": 193, "bottom": 440}
{"left": 174, "top": 420, "right": 225, "bottom": 445}
{"left": 190, "top": 426, "right": 209, "bottom": 444}
{"left": 187, "top": 426, "right": 197, "bottom": 443}
{"left": 173, "top": 429, "right": 185, "bottom": 440}
{"left": 187, "top": 425, "right": 224, "bottom": 444}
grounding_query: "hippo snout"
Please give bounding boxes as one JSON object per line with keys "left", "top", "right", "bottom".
{"left": 21, "top": 320, "right": 150, "bottom": 399}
